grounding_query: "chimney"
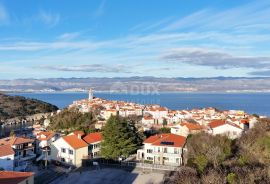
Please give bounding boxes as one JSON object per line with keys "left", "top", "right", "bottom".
{"left": 78, "top": 134, "right": 82, "bottom": 139}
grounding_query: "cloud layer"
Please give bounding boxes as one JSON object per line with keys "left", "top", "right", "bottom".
{"left": 161, "top": 48, "right": 270, "bottom": 69}
{"left": 39, "top": 64, "right": 132, "bottom": 73}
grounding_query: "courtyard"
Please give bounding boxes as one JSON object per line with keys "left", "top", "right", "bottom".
{"left": 50, "top": 168, "right": 165, "bottom": 184}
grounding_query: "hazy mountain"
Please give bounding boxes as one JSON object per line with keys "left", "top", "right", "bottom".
{"left": 0, "top": 77, "right": 270, "bottom": 93}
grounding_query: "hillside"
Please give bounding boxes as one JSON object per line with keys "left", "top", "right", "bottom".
{"left": 0, "top": 93, "right": 58, "bottom": 120}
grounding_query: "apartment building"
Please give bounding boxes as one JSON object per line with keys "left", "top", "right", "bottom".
{"left": 83, "top": 132, "right": 103, "bottom": 159}
{"left": 0, "top": 144, "right": 15, "bottom": 171}
{"left": 137, "top": 133, "right": 187, "bottom": 166}
{"left": 51, "top": 134, "right": 88, "bottom": 167}
{"left": 0, "top": 136, "right": 36, "bottom": 171}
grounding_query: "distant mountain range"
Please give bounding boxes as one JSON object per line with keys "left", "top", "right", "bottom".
{"left": 1, "top": 77, "right": 270, "bottom": 93}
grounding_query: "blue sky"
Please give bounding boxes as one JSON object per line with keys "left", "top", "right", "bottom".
{"left": 1, "top": 0, "right": 270, "bottom": 79}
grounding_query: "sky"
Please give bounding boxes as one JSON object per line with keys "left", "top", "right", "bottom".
{"left": 0, "top": 0, "right": 270, "bottom": 79}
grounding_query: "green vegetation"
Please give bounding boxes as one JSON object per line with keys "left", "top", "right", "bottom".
{"left": 157, "top": 127, "right": 171, "bottom": 133}
{"left": 101, "top": 115, "right": 143, "bottom": 159}
{"left": 165, "top": 118, "right": 270, "bottom": 184}
{"left": 0, "top": 93, "right": 58, "bottom": 120}
{"left": 49, "top": 108, "right": 97, "bottom": 133}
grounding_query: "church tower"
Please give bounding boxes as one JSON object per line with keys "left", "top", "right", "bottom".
{"left": 88, "top": 88, "right": 93, "bottom": 101}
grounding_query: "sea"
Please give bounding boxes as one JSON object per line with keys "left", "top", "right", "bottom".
{"left": 8, "top": 92, "right": 270, "bottom": 117}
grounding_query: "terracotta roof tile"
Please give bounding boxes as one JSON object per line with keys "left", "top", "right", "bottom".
{"left": 181, "top": 122, "right": 204, "bottom": 130}
{"left": 209, "top": 120, "right": 242, "bottom": 129}
{"left": 83, "top": 133, "right": 102, "bottom": 144}
{"left": 0, "top": 144, "right": 15, "bottom": 157}
{"left": 144, "top": 133, "right": 186, "bottom": 147}
{"left": 0, "top": 137, "right": 34, "bottom": 146}
{"left": 209, "top": 120, "right": 226, "bottom": 128}
{"left": 0, "top": 171, "right": 34, "bottom": 184}
{"left": 62, "top": 135, "right": 88, "bottom": 149}
{"left": 36, "top": 132, "right": 55, "bottom": 141}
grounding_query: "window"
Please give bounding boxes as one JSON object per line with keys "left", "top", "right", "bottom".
{"left": 158, "top": 147, "right": 160, "bottom": 152}
{"left": 61, "top": 148, "right": 66, "bottom": 153}
{"left": 6, "top": 157, "right": 11, "bottom": 160}
{"left": 69, "top": 149, "right": 73, "bottom": 155}
{"left": 147, "top": 149, "right": 153, "bottom": 153}
{"left": 163, "top": 148, "right": 167, "bottom": 153}
{"left": 61, "top": 158, "right": 65, "bottom": 162}
{"left": 146, "top": 157, "right": 153, "bottom": 160}
{"left": 163, "top": 157, "right": 169, "bottom": 161}
{"left": 174, "top": 148, "right": 178, "bottom": 154}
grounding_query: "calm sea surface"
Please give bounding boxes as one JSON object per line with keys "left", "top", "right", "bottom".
{"left": 8, "top": 92, "right": 270, "bottom": 117}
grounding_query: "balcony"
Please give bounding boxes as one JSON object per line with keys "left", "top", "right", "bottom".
{"left": 151, "top": 151, "right": 181, "bottom": 157}
{"left": 15, "top": 154, "right": 36, "bottom": 161}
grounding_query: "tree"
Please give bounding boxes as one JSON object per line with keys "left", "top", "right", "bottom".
{"left": 236, "top": 118, "right": 270, "bottom": 165}
{"left": 49, "top": 108, "right": 96, "bottom": 133}
{"left": 187, "top": 132, "right": 232, "bottom": 172}
{"left": 158, "top": 127, "right": 171, "bottom": 133}
{"left": 165, "top": 166, "right": 199, "bottom": 184}
{"left": 101, "top": 115, "right": 142, "bottom": 159}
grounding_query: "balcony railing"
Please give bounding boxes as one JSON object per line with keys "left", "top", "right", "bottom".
{"left": 151, "top": 151, "right": 181, "bottom": 157}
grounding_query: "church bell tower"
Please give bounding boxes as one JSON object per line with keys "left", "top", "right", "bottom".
{"left": 88, "top": 88, "right": 93, "bottom": 101}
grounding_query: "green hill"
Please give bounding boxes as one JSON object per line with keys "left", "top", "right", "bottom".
{"left": 0, "top": 93, "right": 58, "bottom": 120}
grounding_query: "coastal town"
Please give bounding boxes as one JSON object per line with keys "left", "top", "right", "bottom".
{"left": 0, "top": 89, "right": 265, "bottom": 184}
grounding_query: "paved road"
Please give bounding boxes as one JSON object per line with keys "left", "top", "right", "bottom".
{"left": 50, "top": 168, "right": 164, "bottom": 184}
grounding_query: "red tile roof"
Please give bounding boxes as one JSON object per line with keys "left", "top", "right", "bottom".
{"left": 144, "top": 133, "right": 186, "bottom": 147}
{"left": 36, "top": 132, "right": 55, "bottom": 141}
{"left": 209, "top": 120, "right": 242, "bottom": 129}
{"left": 62, "top": 135, "right": 88, "bottom": 149}
{"left": 181, "top": 122, "right": 204, "bottom": 130}
{"left": 0, "top": 137, "right": 34, "bottom": 146}
{"left": 209, "top": 120, "right": 226, "bottom": 128}
{"left": 240, "top": 119, "right": 249, "bottom": 124}
{"left": 0, "top": 171, "right": 34, "bottom": 184}
{"left": 83, "top": 133, "right": 103, "bottom": 144}
{"left": 0, "top": 144, "right": 15, "bottom": 157}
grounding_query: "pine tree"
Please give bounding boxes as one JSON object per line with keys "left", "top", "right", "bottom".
{"left": 101, "top": 115, "right": 141, "bottom": 159}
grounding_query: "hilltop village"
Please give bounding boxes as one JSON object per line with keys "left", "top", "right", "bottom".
{"left": 0, "top": 89, "right": 266, "bottom": 184}
{"left": 70, "top": 89, "right": 258, "bottom": 139}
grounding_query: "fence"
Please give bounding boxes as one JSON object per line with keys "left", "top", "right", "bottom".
{"left": 83, "top": 158, "right": 180, "bottom": 171}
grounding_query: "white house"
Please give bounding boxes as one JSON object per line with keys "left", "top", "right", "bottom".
{"left": 171, "top": 122, "right": 205, "bottom": 137}
{"left": 0, "top": 136, "right": 36, "bottom": 171}
{"left": 208, "top": 120, "right": 243, "bottom": 139}
{"left": 0, "top": 144, "right": 15, "bottom": 171}
{"left": 137, "top": 133, "right": 187, "bottom": 166}
{"left": 144, "top": 107, "right": 168, "bottom": 119}
{"left": 51, "top": 134, "right": 88, "bottom": 167}
{"left": 142, "top": 116, "right": 155, "bottom": 125}
{"left": 83, "top": 132, "right": 103, "bottom": 159}
{"left": 36, "top": 131, "right": 58, "bottom": 162}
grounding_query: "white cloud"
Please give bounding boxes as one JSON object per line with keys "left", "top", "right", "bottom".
{"left": 58, "top": 32, "right": 81, "bottom": 40}
{"left": 160, "top": 1, "right": 270, "bottom": 33}
{"left": 38, "top": 64, "right": 133, "bottom": 73}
